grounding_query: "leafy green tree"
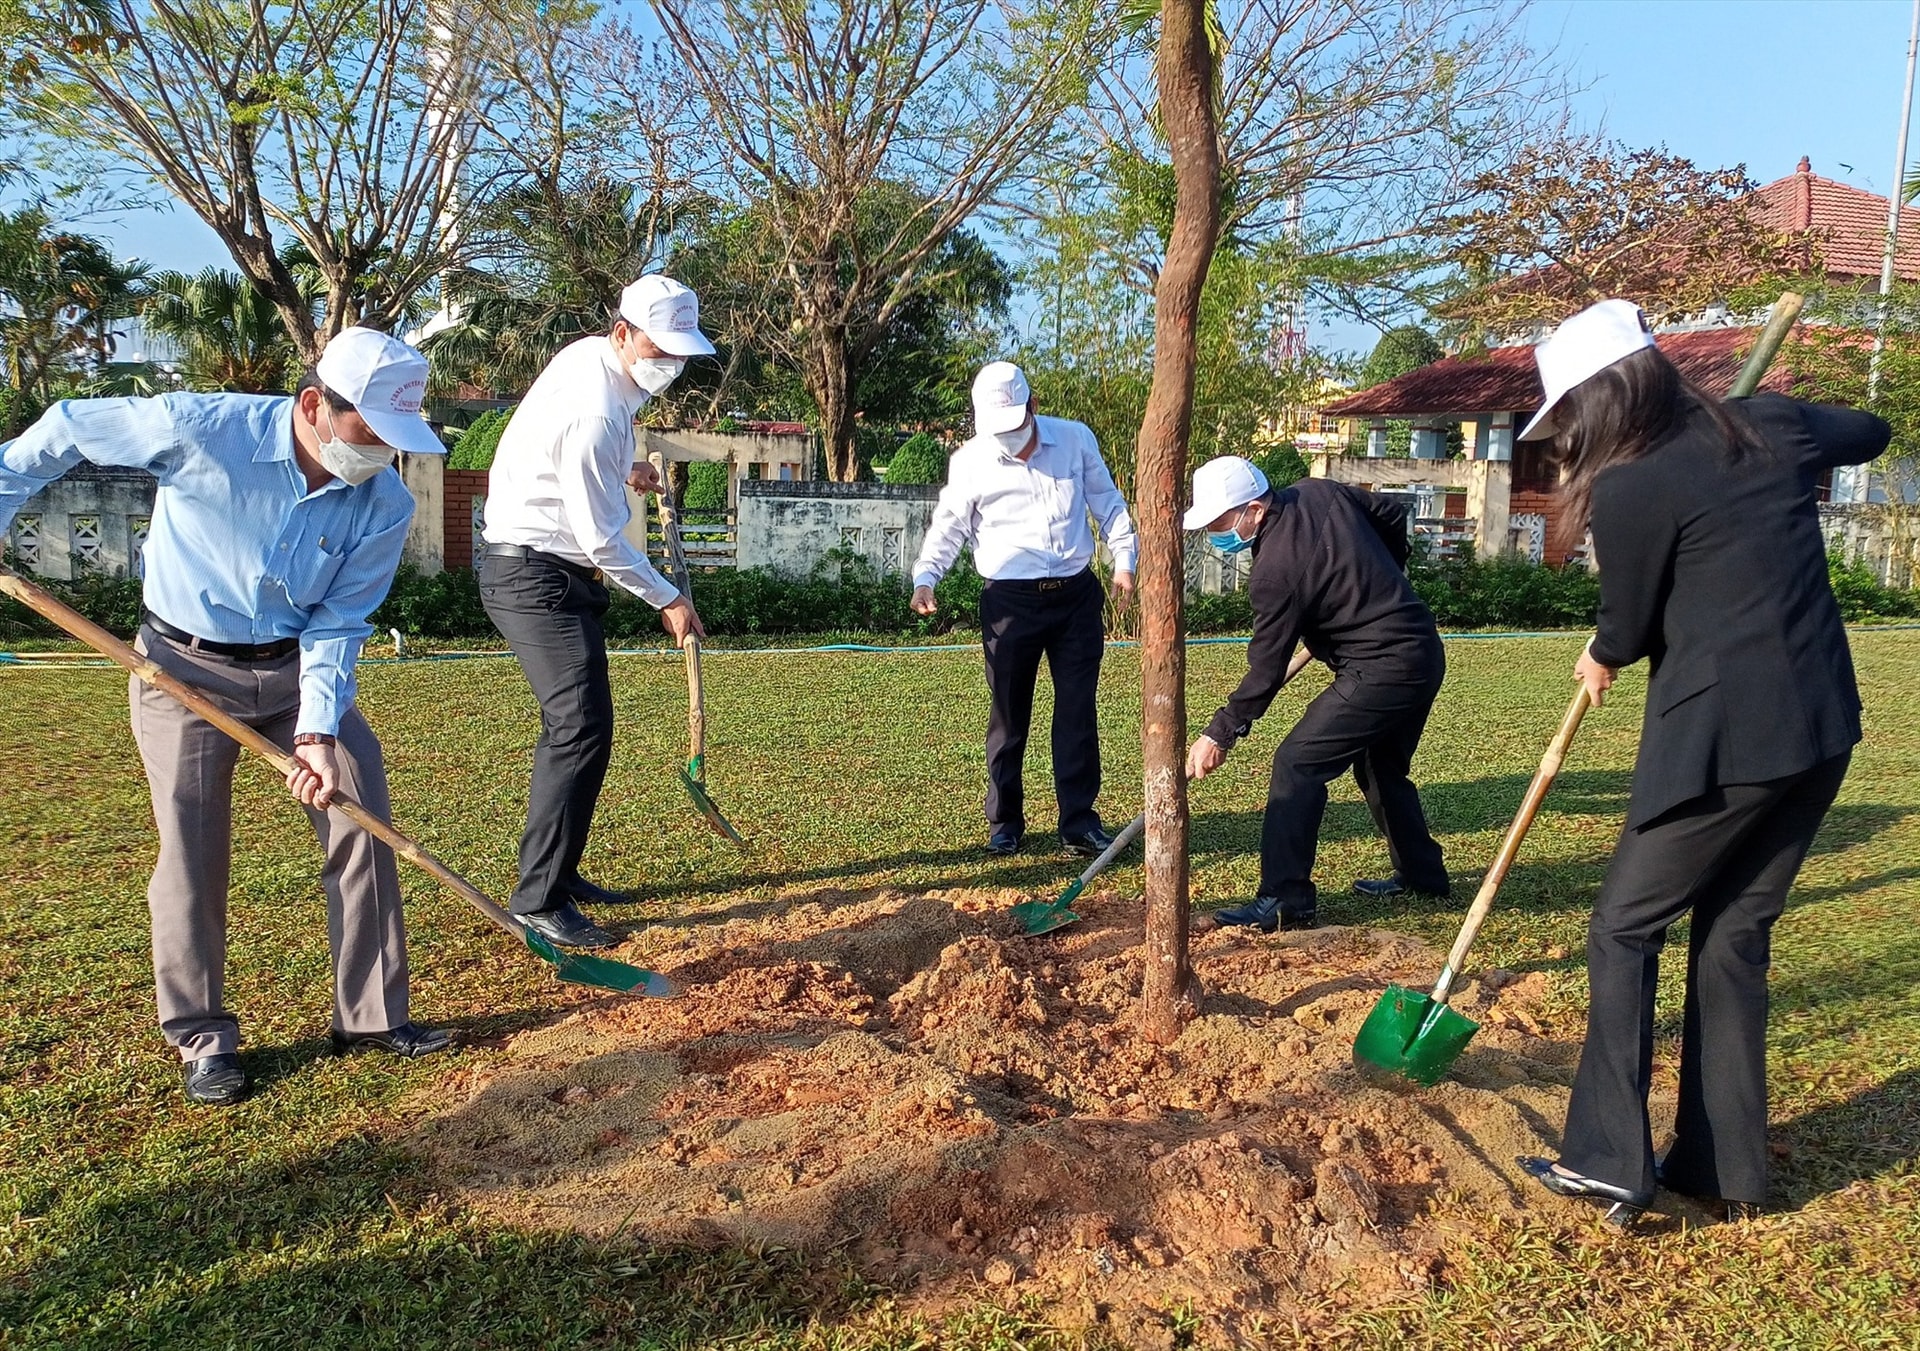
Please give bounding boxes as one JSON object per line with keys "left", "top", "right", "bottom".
{"left": 880, "top": 432, "right": 948, "bottom": 485}
{"left": 447, "top": 409, "right": 514, "bottom": 472}
{"left": 0, "top": 206, "right": 145, "bottom": 432}
{"left": 1360, "top": 325, "right": 1443, "bottom": 387}
{"left": 142, "top": 267, "right": 298, "bottom": 393}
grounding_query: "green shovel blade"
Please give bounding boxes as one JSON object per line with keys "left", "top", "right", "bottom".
{"left": 1352, "top": 983, "right": 1480, "bottom": 1086}
{"left": 679, "top": 764, "right": 745, "bottom": 846}
{"left": 1010, "top": 879, "right": 1085, "bottom": 936}
{"left": 522, "top": 928, "right": 680, "bottom": 998}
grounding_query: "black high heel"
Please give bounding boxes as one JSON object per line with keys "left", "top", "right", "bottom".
{"left": 1517, "top": 1156, "right": 1654, "bottom": 1227}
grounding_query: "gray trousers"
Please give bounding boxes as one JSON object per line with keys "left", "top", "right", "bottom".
{"left": 128, "top": 627, "right": 411, "bottom": 1062}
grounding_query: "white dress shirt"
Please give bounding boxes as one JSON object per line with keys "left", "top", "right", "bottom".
{"left": 482, "top": 336, "right": 679, "bottom": 607}
{"left": 913, "top": 415, "right": 1137, "bottom": 590}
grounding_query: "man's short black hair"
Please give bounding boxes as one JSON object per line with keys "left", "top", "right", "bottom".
{"left": 295, "top": 367, "right": 355, "bottom": 412}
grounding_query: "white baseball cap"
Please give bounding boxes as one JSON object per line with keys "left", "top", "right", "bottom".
{"left": 1519, "top": 298, "right": 1659, "bottom": 441}
{"left": 1184, "top": 455, "right": 1270, "bottom": 529}
{"left": 972, "top": 360, "right": 1032, "bottom": 436}
{"left": 618, "top": 274, "right": 717, "bottom": 357}
{"left": 315, "top": 326, "right": 444, "bottom": 456}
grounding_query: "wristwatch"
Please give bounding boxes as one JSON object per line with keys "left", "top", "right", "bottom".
{"left": 292, "top": 733, "right": 337, "bottom": 748}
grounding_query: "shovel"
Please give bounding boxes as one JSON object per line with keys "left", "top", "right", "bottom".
{"left": 0, "top": 567, "right": 679, "bottom": 998}
{"left": 1352, "top": 686, "right": 1590, "bottom": 1085}
{"left": 1011, "top": 647, "right": 1317, "bottom": 936}
{"left": 655, "top": 476, "right": 745, "bottom": 846}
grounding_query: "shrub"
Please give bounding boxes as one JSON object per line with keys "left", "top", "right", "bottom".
{"left": 368, "top": 564, "right": 492, "bottom": 638}
{"left": 1251, "top": 443, "right": 1309, "bottom": 489}
{"left": 1827, "top": 552, "right": 1920, "bottom": 622}
{"left": 0, "top": 551, "right": 146, "bottom": 639}
{"left": 882, "top": 432, "right": 949, "bottom": 486}
{"left": 447, "top": 408, "right": 513, "bottom": 471}
{"left": 1408, "top": 553, "right": 1601, "bottom": 629}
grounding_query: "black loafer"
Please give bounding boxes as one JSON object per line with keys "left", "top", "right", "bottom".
{"left": 183, "top": 1052, "right": 248, "bottom": 1106}
{"left": 517, "top": 901, "right": 619, "bottom": 950}
{"left": 331, "top": 1022, "right": 455, "bottom": 1058}
{"left": 1518, "top": 1156, "right": 1652, "bottom": 1226}
{"left": 1209, "top": 896, "right": 1317, "bottom": 935}
{"left": 569, "top": 876, "right": 634, "bottom": 907}
{"left": 1655, "top": 1162, "right": 1763, "bottom": 1222}
{"left": 1353, "top": 876, "right": 1452, "bottom": 900}
{"left": 1061, "top": 826, "right": 1117, "bottom": 859}
{"left": 985, "top": 829, "right": 1024, "bottom": 857}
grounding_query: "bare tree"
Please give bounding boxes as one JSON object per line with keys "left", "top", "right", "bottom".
{"left": 648, "top": 0, "right": 1100, "bottom": 480}
{"left": 1031, "top": 0, "right": 1566, "bottom": 315}
{"left": 1137, "top": 0, "right": 1220, "bottom": 1044}
{"left": 18, "top": 0, "right": 494, "bottom": 362}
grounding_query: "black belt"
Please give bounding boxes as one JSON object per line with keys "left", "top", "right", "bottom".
{"left": 983, "top": 569, "right": 1091, "bottom": 593}
{"left": 480, "top": 543, "right": 603, "bottom": 583}
{"left": 142, "top": 612, "right": 298, "bottom": 662}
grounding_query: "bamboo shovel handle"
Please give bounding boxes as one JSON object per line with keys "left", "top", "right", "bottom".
{"left": 0, "top": 568, "right": 523, "bottom": 939}
{"left": 1432, "top": 684, "right": 1591, "bottom": 1003}
{"left": 1729, "top": 291, "right": 1804, "bottom": 399}
{"left": 654, "top": 480, "right": 706, "bottom": 773}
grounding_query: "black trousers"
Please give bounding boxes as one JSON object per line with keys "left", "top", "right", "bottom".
{"left": 478, "top": 551, "right": 617, "bottom": 916}
{"left": 979, "top": 569, "right": 1105, "bottom": 838}
{"left": 1561, "top": 750, "right": 1851, "bottom": 1204}
{"left": 1259, "top": 660, "right": 1448, "bottom": 912}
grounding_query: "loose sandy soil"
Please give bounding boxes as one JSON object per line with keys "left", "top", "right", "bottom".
{"left": 414, "top": 887, "right": 1606, "bottom": 1343}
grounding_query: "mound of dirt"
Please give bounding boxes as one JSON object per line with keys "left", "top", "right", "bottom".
{"left": 413, "top": 887, "right": 1586, "bottom": 1339}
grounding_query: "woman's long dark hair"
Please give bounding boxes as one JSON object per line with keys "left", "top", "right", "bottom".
{"left": 1549, "top": 346, "right": 1762, "bottom": 546}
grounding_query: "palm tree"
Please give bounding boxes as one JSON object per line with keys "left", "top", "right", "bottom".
{"left": 141, "top": 267, "right": 301, "bottom": 393}
{"left": 0, "top": 206, "right": 147, "bottom": 424}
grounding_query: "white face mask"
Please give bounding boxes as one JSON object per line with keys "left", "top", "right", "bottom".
{"left": 991, "top": 420, "right": 1035, "bottom": 457}
{"left": 316, "top": 403, "right": 395, "bottom": 486}
{"left": 631, "top": 355, "right": 687, "bottom": 396}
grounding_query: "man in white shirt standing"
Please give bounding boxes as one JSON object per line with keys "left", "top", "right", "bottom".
{"left": 912, "top": 361, "right": 1137, "bottom": 858}
{"left": 479, "top": 275, "right": 711, "bottom": 949}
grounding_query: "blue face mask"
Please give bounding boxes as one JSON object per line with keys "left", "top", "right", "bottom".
{"left": 1208, "top": 507, "right": 1256, "bottom": 554}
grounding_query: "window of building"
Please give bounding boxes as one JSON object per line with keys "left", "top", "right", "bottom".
{"left": 881, "top": 527, "right": 904, "bottom": 573}
{"left": 10, "top": 513, "right": 41, "bottom": 567}
{"left": 70, "top": 515, "right": 103, "bottom": 569}
{"left": 841, "top": 526, "right": 863, "bottom": 552}
{"left": 130, "top": 516, "right": 152, "bottom": 572}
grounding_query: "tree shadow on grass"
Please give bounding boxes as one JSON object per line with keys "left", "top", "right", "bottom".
{"left": 1773, "top": 1067, "right": 1920, "bottom": 1211}
{"left": 0, "top": 1133, "right": 881, "bottom": 1351}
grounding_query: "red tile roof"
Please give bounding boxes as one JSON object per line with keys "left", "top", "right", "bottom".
{"left": 1324, "top": 327, "right": 1795, "bottom": 418}
{"left": 1748, "top": 157, "right": 1920, "bottom": 282}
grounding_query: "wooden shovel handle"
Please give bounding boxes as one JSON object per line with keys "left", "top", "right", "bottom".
{"left": 1432, "top": 684, "right": 1591, "bottom": 1003}
{"left": 653, "top": 476, "right": 707, "bottom": 774}
{"left": 0, "top": 567, "right": 522, "bottom": 939}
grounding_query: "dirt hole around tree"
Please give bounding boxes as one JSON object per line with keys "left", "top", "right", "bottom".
{"left": 412, "top": 886, "right": 1600, "bottom": 1337}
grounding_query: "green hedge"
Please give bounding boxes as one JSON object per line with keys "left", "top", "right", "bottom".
{"left": 10, "top": 550, "right": 1916, "bottom": 647}
{"left": 447, "top": 409, "right": 513, "bottom": 471}
{"left": 881, "top": 432, "right": 948, "bottom": 486}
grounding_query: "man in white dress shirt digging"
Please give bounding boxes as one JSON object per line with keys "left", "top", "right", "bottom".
{"left": 911, "top": 361, "right": 1137, "bottom": 858}
{"left": 479, "top": 275, "right": 711, "bottom": 949}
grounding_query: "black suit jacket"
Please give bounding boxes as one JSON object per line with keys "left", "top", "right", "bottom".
{"left": 1587, "top": 394, "right": 1889, "bottom": 828}
{"left": 1205, "top": 478, "right": 1444, "bottom": 746}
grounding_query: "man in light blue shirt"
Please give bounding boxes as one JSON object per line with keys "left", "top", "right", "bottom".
{"left": 0, "top": 327, "right": 454, "bottom": 1105}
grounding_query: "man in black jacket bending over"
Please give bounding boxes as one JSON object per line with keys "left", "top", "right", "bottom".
{"left": 1185, "top": 456, "right": 1450, "bottom": 931}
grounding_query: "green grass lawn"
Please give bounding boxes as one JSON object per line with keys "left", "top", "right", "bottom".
{"left": 3, "top": 634, "right": 1917, "bottom": 1349}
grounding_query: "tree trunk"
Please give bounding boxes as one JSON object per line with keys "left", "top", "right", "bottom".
{"left": 805, "top": 326, "right": 860, "bottom": 482}
{"left": 1137, "top": 0, "right": 1222, "bottom": 1045}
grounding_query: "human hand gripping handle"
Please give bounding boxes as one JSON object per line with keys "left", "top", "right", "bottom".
{"left": 286, "top": 740, "right": 341, "bottom": 808}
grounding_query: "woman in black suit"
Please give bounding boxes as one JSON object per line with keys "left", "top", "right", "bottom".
{"left": 1509, "top": 300, "right": 1890, "bottom": 1225}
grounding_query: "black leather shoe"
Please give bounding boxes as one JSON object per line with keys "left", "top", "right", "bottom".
{"left": 1654, "top": 1162, "right": 1763, "bottom": 1222}
{"left": 569, "top": 876, "right": 634, "bottom": 907}
{"left": 183, "top": 1053, "right": 247, "bottom": 1106}
{"left": 1518, "top": 1156, "right": 1652, "bottom": 1226}
{"left": 332, "top": 1022, "right": 455, "bottom": 1058}
{"left": 1353, "top": 876, "right": 1452, "bottom": 900}
{"left": 1210, "top": 896, "right": 1318, "bottom": 935}
{"left": 985, "top": 828, "right": 1023, "bottom": 857}
{"left": 1061, "top": 825, "right": 1116, "bottom": 858}
{"left": 517, "top": 901, "right": 619, "bottom": 949}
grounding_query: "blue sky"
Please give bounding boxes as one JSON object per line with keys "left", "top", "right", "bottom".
{"left": 70, "top": 0, "right": 1920, "bottom": 358}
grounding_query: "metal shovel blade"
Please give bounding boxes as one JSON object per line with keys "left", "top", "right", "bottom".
{"left": 522, "top": 928, "right": 680, "bottom": 998}
{"left": 679, "top": 763, "right": 745, "bottom": 846}
{"left": 1352, "top": 983, "right": 1481, "bottom": 1086}
{"left": 1010, "top": 878, "right": 1086, "bottom": 936}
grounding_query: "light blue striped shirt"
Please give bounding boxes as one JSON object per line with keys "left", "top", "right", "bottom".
{"left": 0, "top": 394, "right": 414, "bottom": 736}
